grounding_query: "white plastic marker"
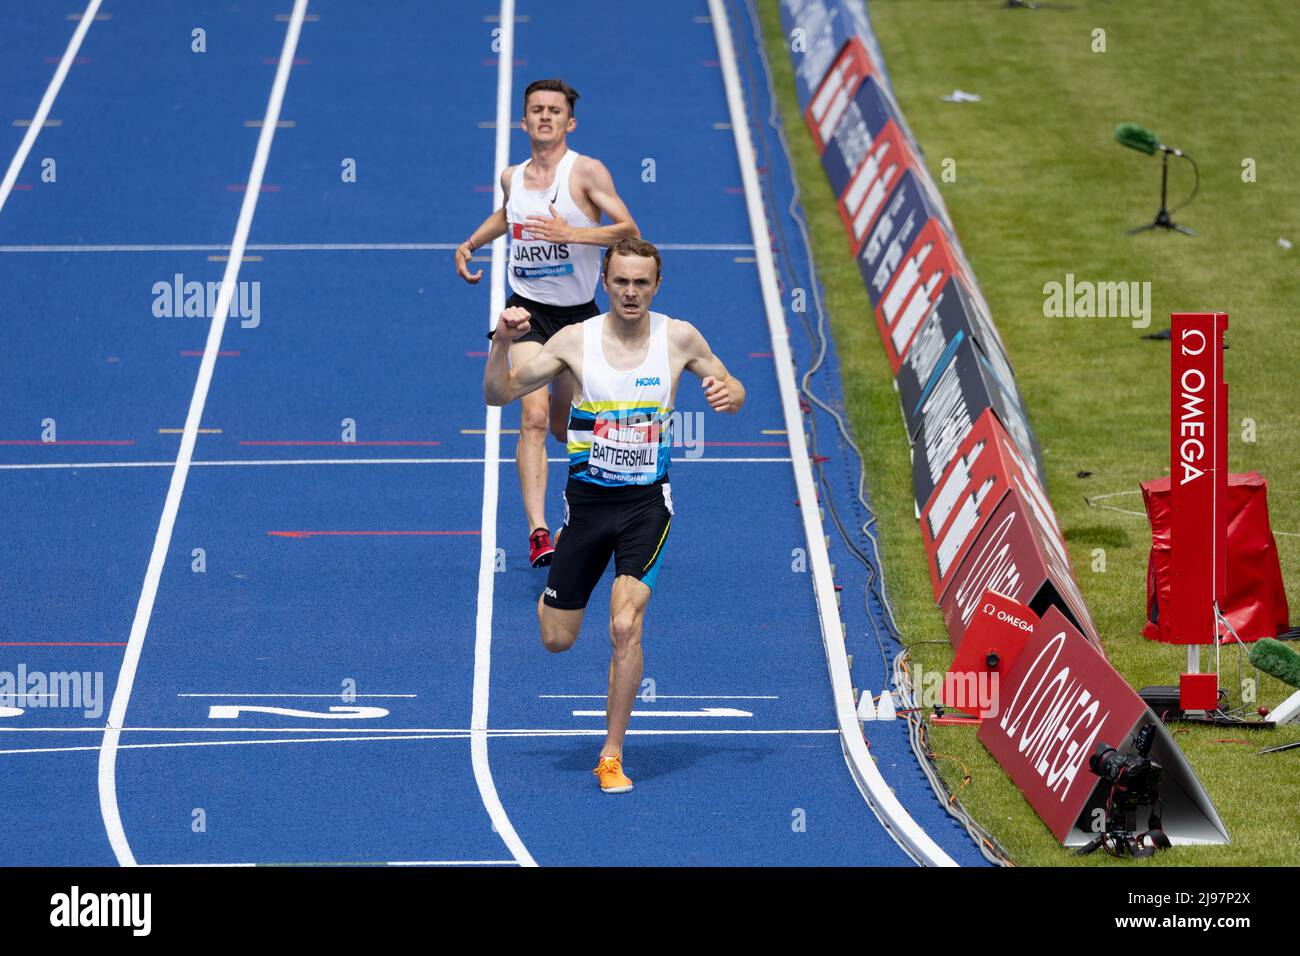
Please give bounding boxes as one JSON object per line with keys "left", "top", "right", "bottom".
{"left": 876, "top": 690, "right": 897, "bottom": 721}
{"left": 856, "top": 690, "right": 877, "bottom": 722}
{"left": 470, "top": 0, "right": 536, "bottom": 869}
{"left": 0, "top": 0, "right": 101, "bottom": 215}
{"left": 708, "top": 0, "right": 955, "bottom": 866}
{"left": 97, "top": 0, "right": 312, "bottom": 867}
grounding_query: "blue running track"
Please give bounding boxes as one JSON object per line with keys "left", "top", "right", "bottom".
{"left": 0, "top": 0, "right": 987, "bottom": 867}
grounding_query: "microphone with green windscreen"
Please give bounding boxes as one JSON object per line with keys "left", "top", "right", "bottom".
{"left": 1251, "top": 638, "right": 1300, "bottom": 690}
{"left": 1115, "top": 122, "right": 1160, "bottom": 155}
{"left": 1115, "top": 122, "right": 1197, "bottom": 235}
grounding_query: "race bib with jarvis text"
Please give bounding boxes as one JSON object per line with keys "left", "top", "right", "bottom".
{"left": 510, "top": 224, "right": 573, "bottom": 279}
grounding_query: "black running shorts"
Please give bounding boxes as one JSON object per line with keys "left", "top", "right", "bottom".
{"left": 541, "top": 479, "right": 674, "bottom": 610}
{"left": 488, "top": 293, "right": 599, "bottom": 346}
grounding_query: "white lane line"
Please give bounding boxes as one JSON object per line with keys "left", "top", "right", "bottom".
{"left": 541, "top": 694, "right": 778, "bottom": 699}
{"left": 0, "top": 241, "right": 753, "bottom": 253}
{"left": 656, "top": 243, "right": 756, "bottom": 250}
{"left": 143, "top": 860, "right": 518, "bottom": 867}
{"left": 8, "top": 733, "right": 470, "bottom": 755}
{"left": 572, "top": 708, "right": 754, "bottom": 718}
{"left": 177, "top": 693, "right": 417, "bottom": 698}
{"left": 0, "top": 0, "right": 101, "bottom": 215}
{"left": 0, "top": 456, "right": 793, "bottom": 471}
{"left": 3, "top": 726, "right": 837, "bottom": 735}
{"left": 0, "top": 728, "right": 839, "bottom": 756}
{"left": 0, "top": 243, "right": 455, "bottom": 252}
{"left": 707, "top": 0, "right": 955, "bottom": 867}
{"left": 96, "top": 0, "right": 312, "bottom": 869}
{"left": 386, "top": 860, "right": 518, "bottom": 866}
{"left": 470, "top": 0, "right": 534, "bottom": 870}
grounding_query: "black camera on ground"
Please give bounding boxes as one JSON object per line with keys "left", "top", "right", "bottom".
{"left": 1089, "top": 723, "right": 1161, "bottom": 798}
{"left": 1077, "top": 724, "right": 1170, "bottom": 858}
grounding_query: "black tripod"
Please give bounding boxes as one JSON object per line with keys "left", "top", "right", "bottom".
{"left": 1128, "top": 148, "right": 1197, "bottom": 236}
{"left": 1077, "top": 797, "right": 1170, "bottom": 858}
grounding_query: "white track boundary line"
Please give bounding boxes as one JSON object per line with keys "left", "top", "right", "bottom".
{"left": 707, "top": 0, "right": 955, "bottom": 867}
{"left": 470, "top": 0, "right": 535, "bottom": 869}
{"left": 96, "top": 0, "right": 312, "bottom": 868}
{"left": 0, "top": 242, "right": 753, "bottom": 253}
{"left": 0, "top": 0, "right": 101, "bottom": 215}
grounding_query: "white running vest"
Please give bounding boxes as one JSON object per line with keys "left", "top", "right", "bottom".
{"left": 568, "top": 312, "right": 674, "bottom": 488}
{"left": 506, "top": 149, "right": 601, "bottom": 306}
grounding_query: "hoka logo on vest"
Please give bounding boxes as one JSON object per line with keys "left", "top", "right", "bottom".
{"left": 635, "top": 377, "right": 661, "bottom": 387}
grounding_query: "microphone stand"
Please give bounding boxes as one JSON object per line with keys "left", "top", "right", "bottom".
{"left": 1128, "top": 147, "right": 1197, "bottom": 236}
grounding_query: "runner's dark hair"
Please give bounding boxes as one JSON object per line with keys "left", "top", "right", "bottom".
{"left": 602, "top": 237, "right": 662, "bottom": 281}
{"left": 524, "top": 78, "right": 579, "bottom": 116}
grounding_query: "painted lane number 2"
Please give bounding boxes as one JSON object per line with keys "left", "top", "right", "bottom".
{"left": 207, "top": 705, "right": 389, "bottom": 720}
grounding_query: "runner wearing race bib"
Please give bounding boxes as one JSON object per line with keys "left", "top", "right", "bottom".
{"left": 482, "top": 238, "right": 747, "bottom": 795}
{"left": 456, "top": 79, "right": 639, "bottom": 568}
{"left": 505, "top": 149, "right": 601, "bottom": 303}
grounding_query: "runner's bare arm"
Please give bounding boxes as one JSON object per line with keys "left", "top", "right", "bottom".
{"left": 484, "top": 309, "right": 577, "bottom": 406}
{"left": 674, "top": 320, "right": 745, "bottom": 414}
{"left": 456, "top": 166, "right": 515, "bottom": 284}
{"left": 522, "top": 157, "right": 638, "bottom": 246}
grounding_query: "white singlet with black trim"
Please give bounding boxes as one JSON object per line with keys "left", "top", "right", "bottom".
{"left": 567, "top": 312, "right": 674, "bottom": 489}
{"left": 506, "top": 149, "right": 601, "bottom": 306}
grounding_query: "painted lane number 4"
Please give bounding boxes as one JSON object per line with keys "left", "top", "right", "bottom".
{"left": 207, "top": 704, "right": 390, "bottom": 720}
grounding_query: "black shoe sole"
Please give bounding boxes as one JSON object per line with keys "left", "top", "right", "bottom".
{"left": 530, "top": 552, "right": 554, "bottom": 568}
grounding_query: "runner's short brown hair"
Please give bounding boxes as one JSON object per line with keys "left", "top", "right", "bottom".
{"left": 602, "top": 238, "right": 662, "bottom": 281}
{"left": 523, "top": 78, "right": 579, "bottom": 117}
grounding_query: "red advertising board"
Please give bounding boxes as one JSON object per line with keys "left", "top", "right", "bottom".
{"left": 1168, "top": 313, "right": 1228, "bottom": 644}
{"left": 781, "top": 0, "right": 871, "bottom": 112}
{"left": 943, "top": 589, "right": 1034, "bottom": 713}
{"left": 920, "top": 409, "right": 1055, "bottom": 603}
{"left": 979, "top": 605, "right": 1148, "bottom": 843}
{"left": 939, "top": 482, "right": 1100, "bottom": 650}
{"left": 907, "top": 327, "right": 1045, "bottom": 510}
{"left": 804, "top": 36, "right": 877, "bottom": 152}
{"left": 835, "top": 118, "right": 912, "bottom": 254}
{"left": 875, "top": 218, "right": 974, "bottom": 366}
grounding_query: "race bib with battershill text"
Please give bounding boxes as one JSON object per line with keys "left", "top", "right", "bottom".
{"left": 587, "top": 417, "right": 659, "bottom": 483}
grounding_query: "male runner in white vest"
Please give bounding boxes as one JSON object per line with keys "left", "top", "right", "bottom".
{"left": 457, "top": 78, "right": 639, "bottom": 568}
{"left": 483, "top": 238, "right": 746, "bottom": 794}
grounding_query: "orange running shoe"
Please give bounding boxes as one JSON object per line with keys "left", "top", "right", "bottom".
{"left": 593, "top": 755, "right": 633, "bottom": 794}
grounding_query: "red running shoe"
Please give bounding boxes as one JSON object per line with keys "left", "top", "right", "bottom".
{"left": 529, "top": 527, "right": 555, "bottom": 568}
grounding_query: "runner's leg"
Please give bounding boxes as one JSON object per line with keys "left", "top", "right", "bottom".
{"left": 510, "top": 339, "right": 549, "bottom": 534}
{"left": 538, "top": 598, "right": 583, "bottom": 653}
{"left": 602, "top": 575, "right": 652, "bottom": 759}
